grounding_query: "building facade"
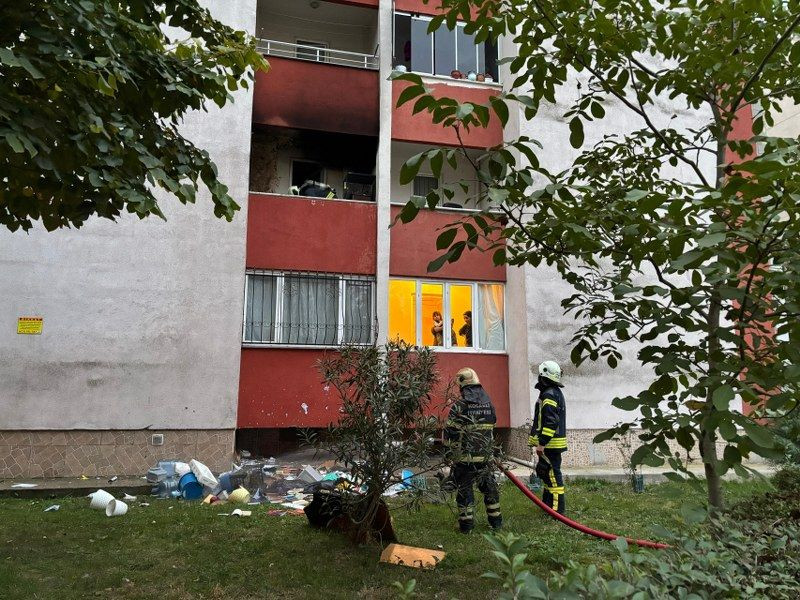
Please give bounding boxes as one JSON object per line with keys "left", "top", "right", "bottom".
{"left": 1, "top": 0, "right": 734, "bottom": 477}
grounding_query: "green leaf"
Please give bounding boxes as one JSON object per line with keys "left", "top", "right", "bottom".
{"left": 400, "top": 153, "right": 426, "bottom": 185}
{"left": 569, "top": 117, "right": 584, "bottom": 148}
{"left": 679, "top": 503, "right": 707, "bottom": 525}
{"left": 436, "top": 228, "right": 457, "bottom": 250}
{"left": 741, "top": 420, "right": 774, "bottom": 449}
{"left": 489, "top": 96, "right": 509, "bottom": 126}
{"left": 456, "top": 103, "right": 474, "bottom": 120}
{"left": 712, "top": 385, "right": 735, "bottom": 410}
{"left": 697, "top": 231, "right": 726, "bottom": 248}
{"left": 397, "top": 85, "right": 425, "bottom": 108}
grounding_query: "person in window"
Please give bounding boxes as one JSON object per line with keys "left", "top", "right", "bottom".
{"left": 431, "top": 311, "right": 444, "bottom": 346}
{"left": 451, "top": 318, "right": 458, "bottom": 346}
{"left": 459, "top": 311, "right": 473, "bottom": 346}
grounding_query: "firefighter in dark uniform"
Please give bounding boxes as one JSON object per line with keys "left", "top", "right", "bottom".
{"left": 528, "top": 360, "right": 568, "bottom": 514}
{"left": 445, "top": 367, "right": 502, "bottom": 533}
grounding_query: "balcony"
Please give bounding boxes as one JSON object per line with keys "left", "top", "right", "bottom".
{"left": 253, "top": 0, "right": 379, "bottom": 136}
{"left": 247, "top": 193, "right": 377, "bottom": 274}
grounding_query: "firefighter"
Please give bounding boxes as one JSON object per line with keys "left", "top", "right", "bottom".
{"left": 444, "top": 367, "right": 502, "bottom": 533}
{"left": 529, "top": 360, "right": 568, "bottom": 514}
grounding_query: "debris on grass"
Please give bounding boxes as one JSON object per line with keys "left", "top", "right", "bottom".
{"left": 44, "top": 505, "right": 60, "bottom": 512}
{"left": 379, "top": 544, "right": 446, "bottom": 569}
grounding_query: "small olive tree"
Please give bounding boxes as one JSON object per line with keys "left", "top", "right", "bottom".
{"left": 314, "top": 342, "right": 443, "bottom": 543}
{"left": 394, "top": 0, "right": 800, "bottom": 509}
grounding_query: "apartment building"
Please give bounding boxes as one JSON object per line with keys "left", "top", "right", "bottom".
{"left": 0, "top": 0, "right": 724, "bottom": 478}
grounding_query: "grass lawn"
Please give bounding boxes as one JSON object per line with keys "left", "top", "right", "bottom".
{"left": 0, "top": 477, "right": 768, "bottom": 599}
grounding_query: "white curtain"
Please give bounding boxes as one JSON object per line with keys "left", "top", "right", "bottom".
{"left": 281, "top": 276, "right": 339, "bottom": 344}
{"left": 245, "top": 275, "right": 276, "bottom": 342}
{"left": 478, "top": 283, "right": 505, "bottom": 350}
{"left": 343, "top": 281, "right": 373, "bottom": 344}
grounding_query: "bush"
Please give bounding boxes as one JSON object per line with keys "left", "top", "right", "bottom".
{"left": 483, "top": 517, "right": 800, "bottom": 599}
{"left": 771, "top": 408, "right": 800, "bottom": 466}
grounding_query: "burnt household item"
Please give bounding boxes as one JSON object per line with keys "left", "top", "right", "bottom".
{"left": 299, "top": 180, "right": 335, "bottom": 198}
{"left": 304, "top": 485, "right": 397, "bottom": 544}
{"left": 343, "top": 172, "right": 375, "bottom": 202}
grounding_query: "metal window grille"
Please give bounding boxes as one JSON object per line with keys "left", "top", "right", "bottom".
{"left": 244, "top": 271, "right": 376, "bottom": 346}
{"left": 413, "top": 175, "right": 438, "bottom": 197}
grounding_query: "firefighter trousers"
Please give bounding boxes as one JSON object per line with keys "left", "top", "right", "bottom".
{"left": 542, "top": 449, "right": 565, "bottom": 515}
{"left": 452, "top": 461, "right": 502, "bottom": 532}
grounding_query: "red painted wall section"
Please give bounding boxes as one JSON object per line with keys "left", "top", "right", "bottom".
{"left": 392, "top": 80, "right": 503, "bottom": 149}
{"left": 253, "top": 57, "right": 379, "bottom": 137}
{"left": 247, "top": 194, "right": 377, "bottom": 274}
{"left": 390, "top": 206, "right": 506, "bottom": 281}
{"left": 237, "top": 348, "right": 509, "bottom": 428}
{"left": 725, "top": 104, "right": 756, "bottom": 163}
{"left": 395, "top": 0, "right": 481, "bottom": 18}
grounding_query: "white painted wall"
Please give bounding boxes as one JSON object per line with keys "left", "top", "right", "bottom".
{"left": 502, "top": 41, "right": 718, "bottom": 429}
{"left": 0, "top": 0, "right": 257, "bottom": 430}
{"left": 765, "top": 98, "right": 800, "bottom": 137}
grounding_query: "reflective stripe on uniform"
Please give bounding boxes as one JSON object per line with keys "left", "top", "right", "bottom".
{"left": 542, "top": 399, "right": 558, "bottom": 409}
{"left": 528, "top": 435, "right": 539, "bottom": 446}
{"left": 545, "top": 437, "right": 567, "bottom": 449}
{"left": 544, "top": 486, "right": 565, "bottom": 494}
{"left": 541, "top": 427, "right": 556, "bottom": 437}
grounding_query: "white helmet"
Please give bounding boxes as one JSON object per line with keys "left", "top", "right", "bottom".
{"left": 538, "top": 360, "right": 562, "bottom": 384}
{"left": 456, "top": 367, "right": 480, "bottom": 388}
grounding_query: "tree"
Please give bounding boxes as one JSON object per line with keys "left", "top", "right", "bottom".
{"left": 312, "top": 342, "right": 444, "bottom": 543}
{"left": 0, "top": 1, "right": 267, "bottom": 232}
{"left": 394, "top": 0, "right": 800, "bottom": 508}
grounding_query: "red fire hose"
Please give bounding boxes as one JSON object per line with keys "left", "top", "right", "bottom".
{"left": 501, "top": 466, "right": 670, "bottom": 550}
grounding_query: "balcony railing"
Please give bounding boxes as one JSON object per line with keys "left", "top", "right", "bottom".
{"left": 257, "top": 39, "right": 379, "bottom": 70}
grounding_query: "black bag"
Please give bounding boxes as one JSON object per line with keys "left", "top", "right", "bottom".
{"left": 535, "top": 456, "right": 551, "bottom": 481}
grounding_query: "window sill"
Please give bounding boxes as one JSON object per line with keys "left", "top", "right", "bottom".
{"left": 395, "top": 71, "right": 502, "bottom": 89}
{"left": 242, "top": 343, "right": 506, "bottom": 355}
{"left": 249, "top": 191, "right": 376, "bottom": 205}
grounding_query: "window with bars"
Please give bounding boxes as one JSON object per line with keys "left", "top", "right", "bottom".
{"left": 413, "top": 175, "right": 439, "bottom": 198}
{"left": 244, "top": 271, "right": 376, "bottom": 346}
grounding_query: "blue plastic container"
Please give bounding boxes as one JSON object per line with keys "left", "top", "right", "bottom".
{"left": 179, "top": 472, "right": 203, "bottom": 500}
{"left": 218, "top": 472, "right": 234, "bottom": 494}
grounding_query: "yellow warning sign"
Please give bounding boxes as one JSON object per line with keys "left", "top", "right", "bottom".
{"left": 17, "top": 317, "right": 43, "bottom": 335}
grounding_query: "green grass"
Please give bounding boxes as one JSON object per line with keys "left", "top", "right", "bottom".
{"left": 0, "top": 478, "right": 769, "bottom": 599}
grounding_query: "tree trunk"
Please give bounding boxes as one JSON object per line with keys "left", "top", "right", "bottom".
{"left": 701, "top": 428, "right": 724, "bottom": 510}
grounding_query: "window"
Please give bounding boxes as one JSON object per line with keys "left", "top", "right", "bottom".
{"left": 393, "top": 13, "right": 499, "bottom": 81}
{"left": 388, "top": 278, "right": 505, "bottom": 351}
{"left": 296, "top": 40, "right": 328, "bottom": 63}
{"left": 244, "top": 271, "right": 375, "bottom": 346}
{"left": 413, "top": 175, "right": 438, "bottom": 198}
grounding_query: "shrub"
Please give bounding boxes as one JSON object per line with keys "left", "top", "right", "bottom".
{"left": 482, "top": 517, "right": 800, "bottom": 599}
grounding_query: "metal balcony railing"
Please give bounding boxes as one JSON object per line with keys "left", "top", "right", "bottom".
{"left": 257, "top": 39, "right": 379, "bottom": 70}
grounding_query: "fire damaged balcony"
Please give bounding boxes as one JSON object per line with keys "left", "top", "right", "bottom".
{"left": 253, "top": 0, "right": 379, "bottom": 136}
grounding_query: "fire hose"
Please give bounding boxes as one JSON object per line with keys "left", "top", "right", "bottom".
{"left": 500, "top": 463, "right": 670, "bottom": 550}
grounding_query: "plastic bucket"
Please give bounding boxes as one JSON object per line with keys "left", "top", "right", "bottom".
{"left": 228, "top": 487, "right": 251, "bottom": 504}
{"left": 179, "top": 472, "right": 203, "bottom": 501}
{"left": 89, "top": 489, "right": 115, "bottom": 511}
{"left": 105, "top": 499, "right": 128, "bottom": 517}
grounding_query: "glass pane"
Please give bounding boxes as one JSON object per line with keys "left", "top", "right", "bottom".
{"left": 477, "top": 284, "right": 505, "bottom": 350}
{"left": 344, "top": 280, "right": 373, "bottom": 344}
{"left": 394, "top": 14, "right": 412, "bottom": 70}
{"left": 413, "top": 175, "right": 438, "bottom": 197}
{"left": 450, "top": 284, "right": 472, "bottom": 348}
{"left": 456, "top": 25, "right": 478, "bottom": 75}
{"left": 421, "top": 283, "right": 445, "bottom": 347}
{"left": 245, "top": 275, "right": 276, "bottom": 342}
{"left": 281, "top": 275, "right": 339, "bottom": 345}
{"left": 389, "top": 279, "right": 417, "bottom": 344}
{"left": 434, "top": 27, "right": 455, "bottom": 76}
{"left": 481, "top": 40, "right": 498, "bottom": 80}
{"left": 410, "top": 18, "right": 433, "bottom": 74}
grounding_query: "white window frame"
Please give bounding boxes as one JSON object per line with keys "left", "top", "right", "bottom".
{"left": 243, "top": 270, "right": 376, "bottom": 347}
{"left": 390, "top": 276, "right": 507, "bottom": 353}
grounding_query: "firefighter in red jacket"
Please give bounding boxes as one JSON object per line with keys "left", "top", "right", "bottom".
{"left": 529, "top": 360, "right": 568, "bottom": 514}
